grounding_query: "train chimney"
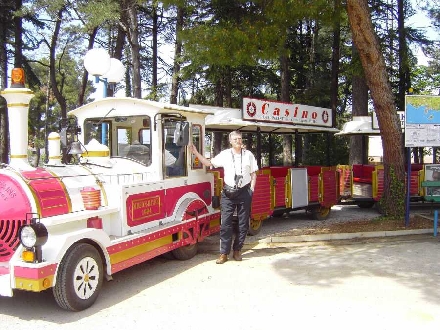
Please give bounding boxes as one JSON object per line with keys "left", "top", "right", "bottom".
{"left": 47, "top": 132, "right": 63, "bottom": 166}
{"left": 0, "top": 68, "right": 35, "bottom": 170}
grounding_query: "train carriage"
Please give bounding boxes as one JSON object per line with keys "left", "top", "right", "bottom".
{"left": 335, "top": 116, "right": 429, "bottom": 209}
{"left": 193, "top": 100, "right": 340, "bottom": 234}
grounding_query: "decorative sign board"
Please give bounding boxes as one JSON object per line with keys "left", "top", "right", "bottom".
{"left": 404, "top": 95, "right": 440, "bottom": 147}
{"left": 242, "top": 97, "right": 332, "bottom": 127}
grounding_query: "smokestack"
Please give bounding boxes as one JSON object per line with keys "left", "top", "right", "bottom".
{"left": 0, "top": 68, "right": 35, "bottom": 170}
{"left": 47, "top": 132, "right": 62, "bottom": 166}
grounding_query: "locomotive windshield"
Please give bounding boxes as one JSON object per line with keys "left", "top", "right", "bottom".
{"left": 84, "top": 115, "right": 152, "bottom": 166}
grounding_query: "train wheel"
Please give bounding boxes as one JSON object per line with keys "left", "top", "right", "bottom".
{"left": 248, "top": 218, "right": 262, "bottom": 236}
{"left": 357, "top": 201, "right": 375, "bottom": 208}
{"left": 310, "top": 206, "right": 331, "bottom": 221}
{"left": 172, "top": 242, "right": 198, "bottom": 260}
{"left": 271, "top": 210, "right": 285, "bottom": 217}
{"left": 53, "top": 243, "right": 103, "bottom": 311}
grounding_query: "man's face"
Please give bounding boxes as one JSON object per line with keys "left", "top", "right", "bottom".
{"left": 230, "top": 135, "right": 242, "bottom": 147}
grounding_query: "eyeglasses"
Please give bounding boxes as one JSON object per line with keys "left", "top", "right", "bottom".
{"left": 231, "top": 138, "right": 242, "bottom": 141}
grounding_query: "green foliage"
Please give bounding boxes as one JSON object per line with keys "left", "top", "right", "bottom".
{"left": 302, "top": 133, "right": 349, "bottom": 166}
{"left": 77, "top": 0, "right": 121, "bottom": 32}
{"left": 2, "top": 0, "right": 438, "bottom": 169}
{"left": 411, "top": 64, "right": 440, "bottom": 94}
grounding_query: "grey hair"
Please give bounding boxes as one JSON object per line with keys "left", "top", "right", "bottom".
{"left": 228, "top": 130, "right": 242, "bottom": 141}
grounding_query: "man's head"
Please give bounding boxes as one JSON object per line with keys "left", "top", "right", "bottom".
{"left": 229, "top": 130, "right": 242, "bottom": 146}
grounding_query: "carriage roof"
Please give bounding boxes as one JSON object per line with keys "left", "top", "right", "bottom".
{"left": 68, "top": 97, "right": 214, "bottom": 120}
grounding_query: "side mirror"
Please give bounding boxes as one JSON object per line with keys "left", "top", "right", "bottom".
{"left": 174, "top": 121, "right": 189, "bottom": 146}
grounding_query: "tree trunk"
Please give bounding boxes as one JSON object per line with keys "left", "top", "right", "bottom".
{"left": 350, "top": 45, "right": 369, "bottom": 165}
{"left": 49, "top": 7, "right": 67, "bottom": 120}
{"left": 347, "top": 0, "right": 405, "bottom": 218}
{"left": 122, "top": 0, "right": 142, "bottom": 99}
{"left": 0, "top": 1, "right": 11, "bottom": 163}
{"left": 225, "top": 67, "right": 232, "bottom": 107}
{"left": 280, "top": 48, "right": 293, "bottom": 166}
{"left": 170, "top": 6, "right": 184, "bottom": 105}
{"left": 211, "top": 76, "right": 224, "bottom": 157}
{"left": 330, "top": 0, "right": 341, "bottom": 130}
{"left": 79, "top": 28, "right": 98, "bottom": 106}
{"left": 13, "top": 0, "right": 22, "bottom": 68}
{"left": 398, "top": 0, "right": 410, "bottom": 111}
{"left": 151, "top": 3, "right": 158, "bottom": 101}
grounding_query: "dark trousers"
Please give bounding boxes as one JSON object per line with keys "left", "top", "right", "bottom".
{"left": 219, "top": 187, "right": 253, "bottom": 254}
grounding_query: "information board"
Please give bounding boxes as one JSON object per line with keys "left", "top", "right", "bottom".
{"left": 405, "top": 95, "right": 440, "bottom": 147}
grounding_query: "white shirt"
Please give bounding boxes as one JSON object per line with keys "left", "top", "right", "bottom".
{"left": 210, "top": 148, "right": 258, "bottom": 187}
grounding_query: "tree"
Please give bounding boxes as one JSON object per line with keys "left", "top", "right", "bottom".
{"left": 120, "top": 0, "right": 142, "bottom": 98}
{"left": 170, "top": 4, "right": 184, "bottom": 105}
{"left": 347, "top": 0, "right": 405, "bottom": 218}
{"left": 350, "top": 45, "right": 369, "bottom": 165}
{"left": 0, "top": 0, "right": 15, "bottom": 163}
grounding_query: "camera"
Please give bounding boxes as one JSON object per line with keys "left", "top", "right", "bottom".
{"left": 234, "top": 174, "right": 243, "bottom": 188}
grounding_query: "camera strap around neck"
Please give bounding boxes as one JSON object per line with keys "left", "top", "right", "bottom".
{"left": 231, "top": 149, "right": 242, "bottom": 175}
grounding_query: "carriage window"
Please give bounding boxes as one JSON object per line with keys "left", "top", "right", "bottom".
{"left": 136, "top": 128, "right": 152, "bottom": 166}
{"left": 192, "top": 124, "right": 203, "bottom": 169}
{"left": 163, "top": 118, "right": 187, "bottom": 177}
{"left": 84, "top": 120, "right": 111, "bottom": 147}
{"left": 117, "top": 127, "right": 132, "bottom": 157}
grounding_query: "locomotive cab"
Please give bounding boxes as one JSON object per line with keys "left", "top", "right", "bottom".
{"left": 76, "top": 104, "right": 192, "bottom": 180}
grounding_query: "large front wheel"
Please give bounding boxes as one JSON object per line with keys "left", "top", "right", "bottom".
{"left": 171, "top": 242, "right": 198, "bottom": 260}
{"left": 53, "top": 243, "right": 103, "bottom": 311}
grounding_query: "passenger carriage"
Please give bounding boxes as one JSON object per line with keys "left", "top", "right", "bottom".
{"left": 193, "top": 99, "right": 340, "bottom": 234}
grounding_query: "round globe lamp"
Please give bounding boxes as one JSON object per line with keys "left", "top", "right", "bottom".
{"left": 103, "top": 58, "right": 125, "bottom": 83}
{"left": 83, "top": 48, "right": 111, "bottom": 77}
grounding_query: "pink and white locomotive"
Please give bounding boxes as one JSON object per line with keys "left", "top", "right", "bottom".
{"left": 0, "top": 82, "right": 221, "bottom": 311}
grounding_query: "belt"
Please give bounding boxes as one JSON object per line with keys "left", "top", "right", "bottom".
{"left": 224, "top": 183, "right": 250, "bottom": 190}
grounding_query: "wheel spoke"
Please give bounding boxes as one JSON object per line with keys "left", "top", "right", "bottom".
{"left": 73, "top": 256, "right": 100, "bottom": 300}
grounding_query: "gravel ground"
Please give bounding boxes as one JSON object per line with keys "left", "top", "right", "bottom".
{"left": 2, "top": 234, "right": 440, "bottom": 329}
{"left": 199, "top": 203, "right": 385, "bottom": 249}
{"left": 249, "top": 203, "right": 438, "bottom": 239}
{"left": 251, "top": 203, "right": 383, "bottom": 239}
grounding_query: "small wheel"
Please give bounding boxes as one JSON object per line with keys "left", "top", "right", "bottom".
{"left": 171, "top": 242, "right": 198, "bottom": 260}
{"left": 310, "top": 206, "right": 331, "bottom": 221}
{"left": 247, "top": 218, "right": 262, "bottom": 236}
{"left": 357, "top": 201, "right": 375, "bottom": 208}
{"left": 271, "top": 210, "right": 285, "bottom": 217}
{"left": 53, "top": 243, "right": 103, "bottom": 311}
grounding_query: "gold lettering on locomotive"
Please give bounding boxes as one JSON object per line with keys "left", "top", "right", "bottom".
{"left": 0, "top": 181, "right": 17, "bottom": 201}
{"left": 131, "top": 195, "right": 161, "bottom": 221}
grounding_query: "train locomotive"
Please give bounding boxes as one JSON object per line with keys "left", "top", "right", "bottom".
{"left": 0, "top": 81, "right": 221, "bottom": 311}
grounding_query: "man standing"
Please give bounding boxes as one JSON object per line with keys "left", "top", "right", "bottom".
{"left": 190, "top": 130, "right": 258, "bottom": 264}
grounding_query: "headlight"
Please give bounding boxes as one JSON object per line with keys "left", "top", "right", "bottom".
{"left": 19, "top": 223, "right": 48, "bottom": 248}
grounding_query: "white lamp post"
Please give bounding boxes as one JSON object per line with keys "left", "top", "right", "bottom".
{"left": 83, "top": 48, "right": 124, "bottom": 144}
{"left": 83, "top": 48, "right": 125, "bottom": 97}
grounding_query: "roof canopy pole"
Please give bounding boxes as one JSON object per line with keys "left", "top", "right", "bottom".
{"left": 256, "top": 126, "right": 262, "bottom": 169}
{"left": 326, "top": 132, "right": 331, "bottom": 166}
{"left": 294, "top": 130, "right": 300, "bottom": 167}
{"left": 268, "top": 133, "right": 273, "bottom": 167}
